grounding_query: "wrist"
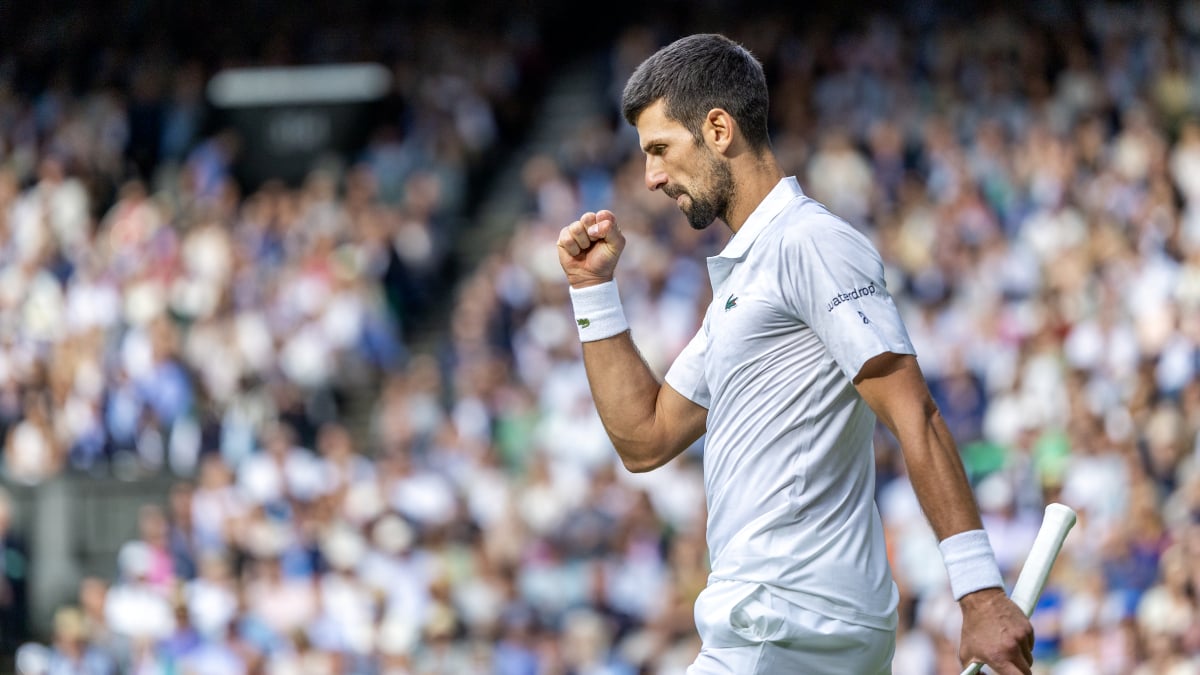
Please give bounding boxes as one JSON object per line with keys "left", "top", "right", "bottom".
{"left": 939, "top": 529, "right": 1004, "bottom": 601}
{"left": 569, "top": 280, "right": 629, "bottom": 342}
{"left": 567, "top": 274, "right": 615, "bottom": 290}
{"left": 958, "top": 586, "right": 1005, "bottom": 609}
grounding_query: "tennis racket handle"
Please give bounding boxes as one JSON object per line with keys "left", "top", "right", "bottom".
{"left": 958, "top": 503, "right": 1077, "bottom": 675}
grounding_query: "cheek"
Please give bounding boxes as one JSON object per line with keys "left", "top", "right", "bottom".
{"left": 671, "top": 167, "right": 697, "bottom": 193}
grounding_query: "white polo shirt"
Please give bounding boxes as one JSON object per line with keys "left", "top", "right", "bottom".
{"left": 665, "top": 176, "right": 913, "bottom": 631}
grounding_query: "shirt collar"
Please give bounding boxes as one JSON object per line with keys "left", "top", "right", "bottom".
{"left": 713, "top": 176, "right": 804, "bottom": 260}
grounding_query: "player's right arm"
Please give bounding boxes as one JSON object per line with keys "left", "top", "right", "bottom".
{"left": 557, "top": 210, "right": 708, "bottom": 473}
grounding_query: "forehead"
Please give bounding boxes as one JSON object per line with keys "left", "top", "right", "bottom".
{"left": 635, "top": 100, "right": 692, "bottom": 149}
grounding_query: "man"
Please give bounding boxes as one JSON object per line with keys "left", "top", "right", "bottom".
{"left": 555, "top": 33, "right": 1034, "bottom": 674}
{"left": 0, "top": 487, "right": 28, "bottom": 657}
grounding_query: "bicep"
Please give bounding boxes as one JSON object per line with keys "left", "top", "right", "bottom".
{"left": 853, "top": 352, "right": 937, "bottom": 435}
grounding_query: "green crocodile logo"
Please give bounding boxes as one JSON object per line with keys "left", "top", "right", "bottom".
{"left": 577, "top": 318, "right": 591, "bottom": 328}
{"left": 725, "top": 294, "right": 738, "bottom": 311}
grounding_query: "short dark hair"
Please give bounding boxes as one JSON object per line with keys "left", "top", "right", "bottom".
{"left": 620, "top": 33, "right": 771, "bottom": 151}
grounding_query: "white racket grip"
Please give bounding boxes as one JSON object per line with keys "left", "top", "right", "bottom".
{"left": 959, "top": 503, "right": 1077, "bottom": 675}
{"left": 1010, "top": 503, "right": 1077, "bottom": 614}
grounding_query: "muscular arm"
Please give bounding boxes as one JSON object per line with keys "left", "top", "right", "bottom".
{"left": 853, "top": 352, "right": 982, "bottom": 539}
{"left": 557, "top": 209, "right": 707, "bottom": 473}
{"left": 581, "top": 333, "right": 707, "bottom": 473}
{"left": 855, "top": 351, "right": 1034, "bottom": 675}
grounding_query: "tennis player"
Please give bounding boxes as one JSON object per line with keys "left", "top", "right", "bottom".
{"left": 556, "top": 33, "right": 1034, "bottom": 674}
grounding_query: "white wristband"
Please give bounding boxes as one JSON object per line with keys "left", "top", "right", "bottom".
{"left": 939, "top": 529, "right": 1004, "bottom": 600}
{"left": 569, "top": 281, "right": 629, "bottom": 342}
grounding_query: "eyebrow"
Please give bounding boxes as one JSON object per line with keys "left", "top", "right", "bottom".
{"left": 641, "top": 138, "right": 666, "bottom": 154}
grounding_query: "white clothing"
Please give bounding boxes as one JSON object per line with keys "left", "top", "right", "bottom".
{"left": 665, "top": 177, "right": 913, "bottom": 636}
{"left": 237, "top": 447, "right": 325, "bottom": 504}
{"left": 687, "top": 579, "right": 894, "bottom": 674}
{"left": 104, "top": 582, "right": 176, "bottom": 640}
{"left": 186, "top": 578, "right": 239, "bottom": 638}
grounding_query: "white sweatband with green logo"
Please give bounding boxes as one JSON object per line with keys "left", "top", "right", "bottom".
{"left": 939, "top": 529, "right": 1004, "bottom": 600}
{"left": 569, "top": 280, "right": 629, "bottom": 342}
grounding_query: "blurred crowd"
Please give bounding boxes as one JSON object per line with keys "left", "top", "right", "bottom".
{"left": 5, "top": 1, "right": 1200, "bottom": 674}
{"left": 0, "top": 0, "right": 556, "bottom": 481}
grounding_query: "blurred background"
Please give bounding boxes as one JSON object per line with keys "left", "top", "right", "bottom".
{"left": 1, "top": 0, "right": 1199, "bottom": 673}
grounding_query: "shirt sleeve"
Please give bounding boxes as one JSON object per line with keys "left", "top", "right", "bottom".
{"left": 780, "top": 213, "right": 915, "bottom": 381}
{"left": 664, "top": 321, "right": 711, "bottom": 409}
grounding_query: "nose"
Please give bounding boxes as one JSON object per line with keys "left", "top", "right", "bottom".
{"left": 645, "top": 157, "right": 667, "bottom": 192}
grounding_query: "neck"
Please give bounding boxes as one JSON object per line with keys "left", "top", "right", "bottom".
{"left": 725, "top": 155, "right": 784, "bottom": 233}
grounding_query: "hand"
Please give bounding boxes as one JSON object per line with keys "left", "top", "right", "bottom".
{"left": 557, "top": 210, "right": 625, "bottom": 288}
{"left": 958, "top": 588, "right": 1034, "bottom": 674}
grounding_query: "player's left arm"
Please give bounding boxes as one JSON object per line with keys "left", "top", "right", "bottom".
{"left": 854, "top": 351, "right": 1034, "bottom": 675}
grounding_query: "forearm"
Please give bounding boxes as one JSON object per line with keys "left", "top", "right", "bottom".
{"left": 558, "top": 215, "right": 704, "bottom": 472}
{"left": 884, "top": 387, "right": 1006, "bottom": 603}
{"left": 581, "top": 333, "right": 682, "bottom": 472}
{"left": 855, "top": 353, "right": 1000, "bottom": 598}
{"left": 893, "top": 401, "right": 984, "bottom": 540}
{"left": 857, "top": 354, "right": 984, "bottom": 538}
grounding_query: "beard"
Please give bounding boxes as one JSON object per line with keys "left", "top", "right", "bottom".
{"left": 668, "top": 151, "right": 735, "bottom": 231}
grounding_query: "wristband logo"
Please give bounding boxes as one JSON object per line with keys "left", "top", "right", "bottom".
{"left": 577, "top": 318, "right": 591, "bottom": 328}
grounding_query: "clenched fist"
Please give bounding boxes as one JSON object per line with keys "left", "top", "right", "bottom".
{"left": 557, "top": 210, "right": 626, "bottom": 289}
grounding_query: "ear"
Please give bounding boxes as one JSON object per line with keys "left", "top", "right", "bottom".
{"left": 704, "top": 108, "right": 735, "bottom": 155}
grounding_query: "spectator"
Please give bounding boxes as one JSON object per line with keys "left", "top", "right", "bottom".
{"left": 128, "top": 504, "right": 178, "bottom": 596}
{"left": 236, "top": 420, "right": 323, "bottom": 509}
{"left": 45, "top": 606, "right": 116, "bottom": 675}
{"left": 4, "top": 391, "right": 61, "bottom": 485}
{"left": 0, "top": 488, "right": 28, "bottom": 654}
{"left": 76, "top": 577, "right": 118, "bottom": 658}
{"left": 103, "top": 542, "right": 176, "bottom": 649}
